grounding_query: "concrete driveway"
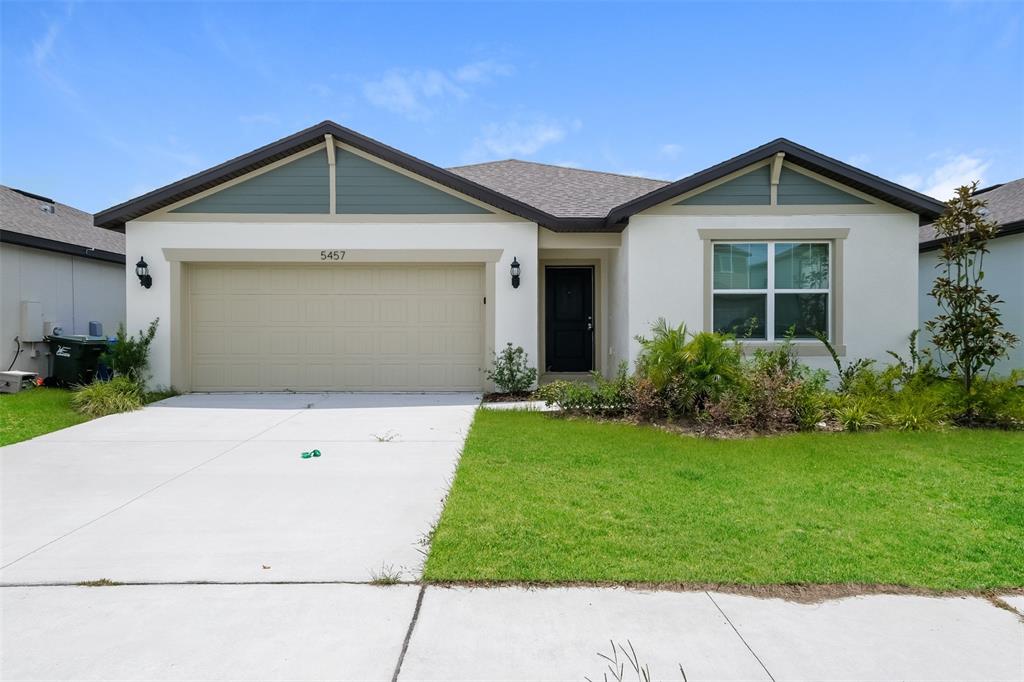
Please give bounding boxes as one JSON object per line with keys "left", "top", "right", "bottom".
{"left": 1, "top": 392, "right": 478, "bottom": 584}
{"left": 4, "top": 394, "right": 1023, "bottom": 680}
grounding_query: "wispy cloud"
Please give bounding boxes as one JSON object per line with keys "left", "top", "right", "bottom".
{"left": 29, "top": 2, "right": 79, "bottom": 98}
{"left": 363, "top": 68, "right": 466, "bottom": 118}
{"left": 453, "top": 60, "right": 514, "bottom": 84}
{"left": 898, "top": 153, "right": 991, "bottom": 199}
{"left": 658, "top": 143, "right": 684, "bottom": 161}
{"left": 465, "top": 118, "right": 580, "bottom": 161}
{"left": 362, "top": 60, "right": 513, "bottom": 119}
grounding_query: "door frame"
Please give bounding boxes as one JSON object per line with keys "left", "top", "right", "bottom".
{"left": 540, "top": 263, "right": 599, "bottom": 374}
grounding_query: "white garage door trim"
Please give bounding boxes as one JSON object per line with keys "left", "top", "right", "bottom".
{"left": 187, "top": 263, "right": 485, "bottom": 391}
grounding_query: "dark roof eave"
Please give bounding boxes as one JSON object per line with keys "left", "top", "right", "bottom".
{"left": 919, "top": 220, "right": 1024, "bottom": 253}
{"left": 1, "top": 230, "right": 126, "bottom": 264}
{"left": 603, "top": 138, "right": 947, "bottom": 228}
{"left": 94, "top": 121, "right": 564, "bottom": 231}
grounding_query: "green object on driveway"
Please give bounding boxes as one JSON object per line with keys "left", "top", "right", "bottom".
{"left": 300, "top": 449, "right": 322, "bottom": 459}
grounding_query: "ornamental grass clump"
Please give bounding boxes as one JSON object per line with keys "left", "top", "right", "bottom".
{"left": 70, "top": 376, "right": 145, "bottom": 417}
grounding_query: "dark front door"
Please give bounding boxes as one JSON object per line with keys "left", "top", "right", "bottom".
{"left": 545, "top": 267, "right": 594, "bottom": 372}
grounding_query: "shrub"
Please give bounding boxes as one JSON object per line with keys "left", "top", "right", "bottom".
{"left": 486, "top": 343, "right": 537, "bottom": 394}
{"left": 71, "top": 376, "right": 144, "bottom": 417}
{"left": 835, "top": 399, "right": 882, "bottom": 432}
{"left": 883, "top": 388, "right": 952, "bottom": 431}
{"left": 634, "top": 319, "right": 742, "bottom": 415}
{"left": 700, "top": 337, "right": 829, "bottom": 434}
{"left": 634, "top": 318, "right": 691, "bottom": 390}
{"left": 962, "top": 371, "right": 1024, "bottom": 429}
{"left": 627, "top": 376, "right": 665, "bottom": 422}
{"left": 535, "top": 365, "right": 633, "bottom": 417}
{"left": 104, "top": 319, "right": 159, "bottom": 383}
{"left": 815, "top": 331, "right": 876, "bottom": 393}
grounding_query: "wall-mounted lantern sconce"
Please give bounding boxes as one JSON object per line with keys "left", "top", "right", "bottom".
{"left": 135, "top": 257, "right": 152, "bottom": 289}
{"left": 510, "top": 257, "right": 521, "bottom": 289}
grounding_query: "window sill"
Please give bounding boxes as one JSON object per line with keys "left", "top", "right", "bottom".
{"left": 736, "top": 341, "right": 844, "bottom": 357}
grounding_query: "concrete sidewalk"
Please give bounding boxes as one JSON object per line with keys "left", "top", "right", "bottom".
{"left": 4, "top": 584, "right": 1022, "bottom": 680}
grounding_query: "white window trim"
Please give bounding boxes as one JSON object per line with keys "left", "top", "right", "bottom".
{"left": 711, "top": 240, "right": 831, "bottom": 342}
{"left": 699, "top": 228, "right": 847, "bottom": 357}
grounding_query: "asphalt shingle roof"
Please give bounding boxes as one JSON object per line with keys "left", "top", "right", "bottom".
{"left": 919, "top": 177, "right": 1024, "bottom": 245}
{"left": 448, "top": 159, "right": 670, "bottom": 219}
{"left": 1, "top": 185, "right": 124, "bottom": 255}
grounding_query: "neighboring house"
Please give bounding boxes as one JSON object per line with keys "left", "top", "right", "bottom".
{"left": 1, "top": 185, "right": 126, "bottom": 376}
{"left": 93, "top": 121, "right": 943, "bottom": 392}
{"left": 919, "top": 179, "right": 1024, "bottom": 375}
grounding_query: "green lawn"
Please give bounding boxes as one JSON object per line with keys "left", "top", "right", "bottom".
{"left": 0, "top": 389, "right": 89, "bottom": 446}
{"left": 425, "top": 410, "right": 1024, "bottom": 590}
{"left": 0, "top": 386, "right": 178, "bottom": 447}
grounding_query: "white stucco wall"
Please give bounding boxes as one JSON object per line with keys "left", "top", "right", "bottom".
{"left": 607, "top": 227, "right": 631, "bottom": 372}
{"left": 624, "top": 210, "right": 921, "bottom": 372}
{"left": 0, "top": 243, "right": 125, "bottom": 376}
{"left": 919, "top": 232, "right": 1024, "bottom": 376}
{"left": 125, "top": 218, "right": 538, "bottom": 390}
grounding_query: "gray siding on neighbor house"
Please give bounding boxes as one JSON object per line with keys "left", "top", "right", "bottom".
{"left": 777, "top": 167, "right": 868, "bottom": 205}
{"left": 335, "top": 149, "right": 491, "bottom": 214}
{"left": 172, "top": 150, "right": 330, "bottom": 214}
{"left": 676, "top": 165, "right": 771, "bottom": 206}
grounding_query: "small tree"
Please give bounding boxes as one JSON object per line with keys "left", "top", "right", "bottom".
{"left": 926, "top": 183, "right": 1018, "bottom": 395}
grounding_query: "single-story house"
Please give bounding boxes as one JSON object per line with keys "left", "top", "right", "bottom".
{"left": 919, "top": 178, "right": 1024, "bottom": 375}
{"left": 94, "top": 121, "right": 944, "bottom": 392}
{"left": 1, "top": 185, "right": 125, "bottom": 376}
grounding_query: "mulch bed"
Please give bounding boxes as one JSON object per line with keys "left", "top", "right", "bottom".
{"left": 482, "top": 392, "right": 536, "bottom": 403}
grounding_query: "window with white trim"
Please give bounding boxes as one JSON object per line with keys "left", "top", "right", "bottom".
{"left": 712, "top": 241, "right": 830, "bottom": 340}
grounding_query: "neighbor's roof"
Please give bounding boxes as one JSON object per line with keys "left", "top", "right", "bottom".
{"left": 448, "top": 159, "right": 669, "bottom": 219}
{"left": 0, "top": 185, "right": 124, "bottom": 263}
{"left": 94, "top": 121, "right": 947, "bottom": 232}
{"left": 919, "top": 178, "right": 1024, "bottom": 251}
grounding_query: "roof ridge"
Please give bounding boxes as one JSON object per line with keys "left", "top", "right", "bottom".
{"left": 449, "top": 158, "right": 670, "bottom": 184}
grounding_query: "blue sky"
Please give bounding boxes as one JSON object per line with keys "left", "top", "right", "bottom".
{"left": 2, "top": 1, "right": 1022, "bottom": 213}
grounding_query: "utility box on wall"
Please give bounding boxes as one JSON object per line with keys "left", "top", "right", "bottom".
{"left": 19, "top": 301, "right": 43, "bottom": 341}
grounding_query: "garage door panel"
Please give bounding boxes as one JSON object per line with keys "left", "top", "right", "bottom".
{"left": 190, "top": 264, "right": 484, "bottom": 390}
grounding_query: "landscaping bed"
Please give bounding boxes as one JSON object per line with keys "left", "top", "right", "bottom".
{"left": 425, "top": 409, "right": 1024, "bottom": 590}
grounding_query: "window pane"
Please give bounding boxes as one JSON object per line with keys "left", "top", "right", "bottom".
{"left": 775, "top": 243, "right": 829, "bottom": 289}
{"left": 713, "top": 294, "right": 767, "bottom": 338}
{"left": 775, "top": 293, "right": 828, "bottom": 339}
{"left": 713, "top": 243, "right": 768, "bottom": 289}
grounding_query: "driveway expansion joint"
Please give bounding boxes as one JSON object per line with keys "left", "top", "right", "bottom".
{"left": 392, "top": 583, "right": 427, "bottom": 682}
{"left": 705, "top": 590, "right": 776, "bottom": 682}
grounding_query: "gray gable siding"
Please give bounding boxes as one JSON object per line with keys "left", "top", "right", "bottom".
{"left": 172, "top": 150, "right": 330, "bottom": 214}
{"left": 777, "top": 167, "right": 869, "bottom": 205}
{"left": 676, "top": 166, "right": 771, "bottom": 206}
{"left": 335, "top": 149, "right": 490, "bottom": 214}
{"left": 675, "top": 164, "right": 870, "bottom": 207}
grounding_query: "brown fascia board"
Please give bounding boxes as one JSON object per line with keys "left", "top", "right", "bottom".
{"left": 94, "top": 120, "right": 581, "bottom": 232}
{"left": 919, "top": 220, "right": 1024, "bottom": 252}
{"left": 603, "top": 138, "right": 948, "bottom": 228}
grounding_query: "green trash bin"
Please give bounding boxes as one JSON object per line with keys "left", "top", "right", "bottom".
{"left": 46, "top": 335, "right": 109, "bottom": 386}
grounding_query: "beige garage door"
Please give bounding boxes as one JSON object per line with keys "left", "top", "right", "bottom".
{"left": 189, "top": 263, "right": 484, "bottom": 391}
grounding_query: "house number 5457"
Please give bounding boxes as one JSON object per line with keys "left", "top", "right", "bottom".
{"left": 320, "top": 250, "right": 345, "bottom": 261}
